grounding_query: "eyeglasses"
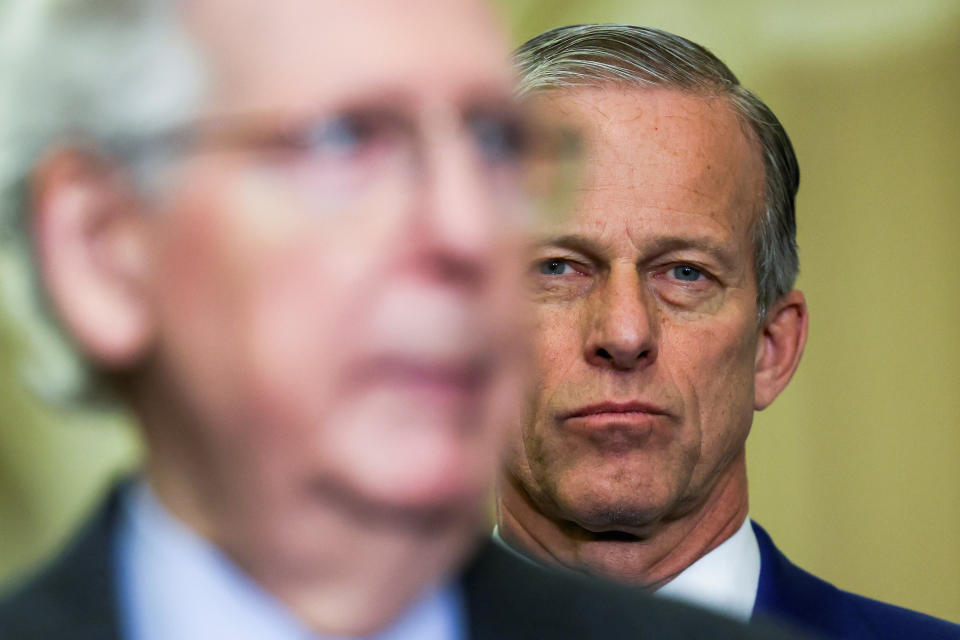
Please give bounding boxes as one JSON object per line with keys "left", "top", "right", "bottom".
{"left": 119, "top": 101, "right": 581, "bottom": 227}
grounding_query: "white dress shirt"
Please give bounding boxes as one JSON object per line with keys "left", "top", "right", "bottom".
{"left": 655, "top": 517, "right": 760, "bottom": 622}
{"left": 116, "top": 482, "right": 466, "bottom": 640}
{"left": 492, "top": 516, "right": 760, "bottom": 622}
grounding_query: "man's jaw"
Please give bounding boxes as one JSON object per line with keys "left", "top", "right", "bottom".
{"left": 497, "top": 448, "right": 751, "bottom": 588}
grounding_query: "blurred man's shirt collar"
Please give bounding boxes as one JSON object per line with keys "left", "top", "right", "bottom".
{"left": 116, "top": 481, "right": 466, "bottom": 640}
{"left": 492, "top": 517, "right": 760, "bottom": 623}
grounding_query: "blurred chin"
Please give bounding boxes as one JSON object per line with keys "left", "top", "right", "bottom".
{"left": 339, "top": 456, "right": 486, "bottom": 516}
{"left": 325, "top": 389, "right": 496, "bottom": 512}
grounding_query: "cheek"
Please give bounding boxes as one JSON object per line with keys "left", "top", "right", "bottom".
{"left": 151, "top": 172, "right": 378, "bottom": 445}
{"left": 238, "top": 249, "right": 347, "bottom": 431}
{"left": 150, "top": 191, "right": 260, "bottom": 427}
{"left": 509, "top": 304, "right": 586, "bottom": 483}
{"left": 664, "top": 315, "right": 758, "bottom": 449}
{"left": 529, "top": 306, "right": 582, "bottom": 407}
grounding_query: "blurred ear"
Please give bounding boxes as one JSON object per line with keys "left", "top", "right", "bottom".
{"left": 754, "top": 289, "right": 808, "bottom": 410}
{"left": 31, "top": 148, "right": 153, "bottom": 369}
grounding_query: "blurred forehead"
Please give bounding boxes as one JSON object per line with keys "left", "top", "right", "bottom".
{"left": 184, "top": 0, "right": 513, "bottom": 116}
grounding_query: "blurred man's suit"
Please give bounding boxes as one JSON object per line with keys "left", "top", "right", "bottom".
{"left": 1, "top": 485, "right": 787, "bottom": 639}
{"left": 0, "top": 1, "right": 795, "bottom": 639}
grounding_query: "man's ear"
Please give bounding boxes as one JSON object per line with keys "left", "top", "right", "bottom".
{"left": 754, "top": 289, "right": 808, "bottom": 410}
{"left": 31, "top": 148, "right": 154, "bottom": 369}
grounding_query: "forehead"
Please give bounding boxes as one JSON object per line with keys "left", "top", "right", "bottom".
{"left": 185, "top": 0, "right": 512, "bottom": 115}
{"left": 533, "top": 86, "right": 764, "bottom": 246}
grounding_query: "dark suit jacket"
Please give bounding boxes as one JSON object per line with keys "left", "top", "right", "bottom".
{"left": 752, "top": 521, "right": 960, "bottom": 639}
{"left": 0, "top": 487, "right": 792, "bottom": 640}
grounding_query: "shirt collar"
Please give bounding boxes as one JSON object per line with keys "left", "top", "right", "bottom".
{"left": 492, "top": 517, "right": 760, "bottom": 622}
{"left": 655, "top": 516, "right": 760, "bottom": 622}
{"left": 116, "top": 481, "right": 465, "bottom": 640}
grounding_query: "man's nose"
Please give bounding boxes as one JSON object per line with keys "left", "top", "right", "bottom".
{"left": 584, "top": 265, "right": 658, "bottom": 371}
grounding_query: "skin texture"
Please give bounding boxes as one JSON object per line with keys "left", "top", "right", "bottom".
{"left": 498, "top": 86, "right": 807, "bottom": 587}
{"left": 32, "top": 0, "right": 529, "bottom": 633}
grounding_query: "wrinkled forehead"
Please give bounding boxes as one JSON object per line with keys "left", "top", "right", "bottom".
{"left": 524, "top": 85, "right": 766, "bottom": 252}
{"left": 183, "top": 0, "right": 513, "bottom": 116}
{"left": 535, "top": 86, "right": 760, "bottom": 169}
{"left": 533, "top": 86, "right": 765, "bottom": 219}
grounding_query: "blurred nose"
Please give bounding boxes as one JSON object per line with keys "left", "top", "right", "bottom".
{"left": 584, "top": 264, "right": 658, "bottom": 371}
{"left": 409, "top": 111, "right": 500, "bottom": 289}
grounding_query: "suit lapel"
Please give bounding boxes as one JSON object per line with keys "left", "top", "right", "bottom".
{"left": 751, "top": 520, "right": 843, "bottom": 635}
{"left": 19, "top": 484, "right": 126, "bottom": 640}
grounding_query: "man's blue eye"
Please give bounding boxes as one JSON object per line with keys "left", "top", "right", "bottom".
{"left": 672, "top": 265, "right": 703, "bottom": 281}
{"left": 539, "top": 259, "right": 571, "bottom": 275}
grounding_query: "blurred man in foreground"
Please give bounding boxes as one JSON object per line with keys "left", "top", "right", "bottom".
{"left": 0, "top": 2, "right": 795, "bottom": 639}
{"left": 496, "top": 24, "right": 960, "bottom": 639}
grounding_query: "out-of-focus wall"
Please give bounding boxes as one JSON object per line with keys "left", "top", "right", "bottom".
{"left": 496, "top": 0, "right": 960, "bottom": 623}
{"left": 0, "top": 0, "right": 957, "bottom": 625}
{"left": 0, "top": 318, "right": 139, "bottom": 585}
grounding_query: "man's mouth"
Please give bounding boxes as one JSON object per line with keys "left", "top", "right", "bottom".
{"left": 561, "top": 401, "right": 669, "bottom": 421}
{"left": 558, "top": 401, "right": 672, "bottom": 444}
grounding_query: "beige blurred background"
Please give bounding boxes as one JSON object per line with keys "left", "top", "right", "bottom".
{"left": 1, "top": 0, "right": 958, "bottom": 624}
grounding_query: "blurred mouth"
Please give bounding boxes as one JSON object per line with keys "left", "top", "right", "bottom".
{"left": 347, "top": 356, "right": 490, "bottom": 401}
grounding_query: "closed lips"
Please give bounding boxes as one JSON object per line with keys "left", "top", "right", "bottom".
{"left": 561, "top": 402, "right": 668, "bottom": 420}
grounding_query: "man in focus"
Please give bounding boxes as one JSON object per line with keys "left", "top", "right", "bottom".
{"left": 497, "top": 24, "right": 960, "bottom": 639}
{"left": 0, "top": 3, "right": 795, "bottom": 639}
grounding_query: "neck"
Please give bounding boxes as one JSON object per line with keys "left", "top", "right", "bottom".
{"left": 497, "top": 452, "right": 749, "bottom": 589}
{"left": 145, "top": 453, "right": 479, "bottom": 635}
{"left": 250, "top": 506, "right": 477, "bottom": 636}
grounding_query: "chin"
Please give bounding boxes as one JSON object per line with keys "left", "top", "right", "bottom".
{"left": 548, "top": 473, "right": 679, "bottom": 534}
{"left": 559, "top": 498, "right": 667, "bottom": 534}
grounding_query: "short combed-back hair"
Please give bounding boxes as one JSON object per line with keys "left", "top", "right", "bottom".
{"left": 515, "top": 24, "right": 800, "bottom": 317}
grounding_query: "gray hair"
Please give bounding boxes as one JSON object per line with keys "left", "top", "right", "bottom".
{"left": 0, "top": 0, "right": 208, "bottom": 403}
{"left": 515, "top": 24, "right": 800, "bottom": 317}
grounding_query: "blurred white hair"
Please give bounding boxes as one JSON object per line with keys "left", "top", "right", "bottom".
{"left": 0, "top": 0, "right": 208, "bottom": 404}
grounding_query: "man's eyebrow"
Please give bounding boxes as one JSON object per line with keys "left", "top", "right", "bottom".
{"left": 643, "top": 235, "right": 739, "bottom": 270}
{"left": 534, "top": 233, "right": 739, "bottom": 270}
{"left": 533, "top": 234, "right": 605, "bottom": 258}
